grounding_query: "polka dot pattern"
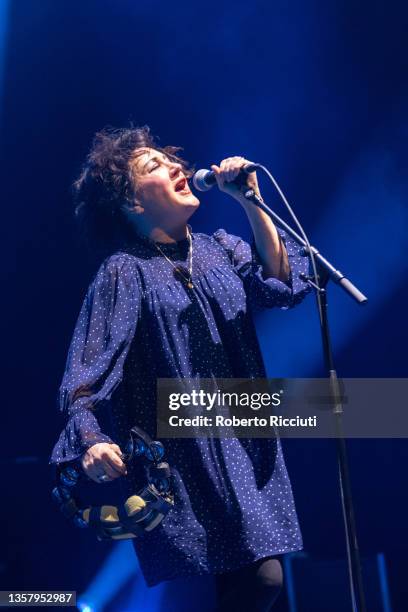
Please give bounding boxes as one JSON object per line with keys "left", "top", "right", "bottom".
{"left": 50, "top": 227, "right": 311, "bottom": 586}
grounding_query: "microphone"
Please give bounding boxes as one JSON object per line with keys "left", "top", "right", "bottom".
{"left": 192, "top": 163, "right": 260, "bottom": 192}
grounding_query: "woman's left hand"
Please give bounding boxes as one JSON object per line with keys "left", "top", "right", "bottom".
{"left": 211, "top": 156, "right": 261, "bottom": 204}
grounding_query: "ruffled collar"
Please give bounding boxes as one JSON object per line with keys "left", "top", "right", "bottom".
{"left": 121, "top": 224, "right": 193, "bottom": 256}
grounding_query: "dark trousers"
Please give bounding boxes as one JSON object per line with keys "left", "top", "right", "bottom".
{"left": 215, "top": 556, "right": 283, "bottom": 612}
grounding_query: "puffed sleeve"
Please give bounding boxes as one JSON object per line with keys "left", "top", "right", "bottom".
{"left": 213, "top": 227, "right": 311, "bottom": 310}
{"left": 50, "top": 254, "right": 140, "bottom": 465}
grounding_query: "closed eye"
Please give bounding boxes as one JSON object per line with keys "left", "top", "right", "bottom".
{"left": 144, "top": 154, "right": 170, "bottom": 174}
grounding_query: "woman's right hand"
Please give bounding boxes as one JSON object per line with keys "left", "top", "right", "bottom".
{"left": 81, "top": 442, "right": 127, "bottom": 483}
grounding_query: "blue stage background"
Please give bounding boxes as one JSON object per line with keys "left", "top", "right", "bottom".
{"left": 1, "top": 1, "right": 407, "bottom": 610}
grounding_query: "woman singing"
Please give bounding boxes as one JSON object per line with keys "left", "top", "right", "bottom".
{"left": 50, "top": 126, "right": 311, "bottom": 611}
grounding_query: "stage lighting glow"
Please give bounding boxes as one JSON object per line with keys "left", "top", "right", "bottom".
{"left": 77, "top": 602, "right": 94, "bottom": 612}
{"left": 77, "top": 541, "right": 164, "bottom": 611}
{"left": 257, "top": 125, "right": 408, "bottom": 377}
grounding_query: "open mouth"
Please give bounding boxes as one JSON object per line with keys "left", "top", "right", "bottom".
{"left": 174, "top": 177, "right": 190, "bottom": 194}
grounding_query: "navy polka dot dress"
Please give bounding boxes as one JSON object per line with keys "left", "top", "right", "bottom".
{"left": 50, "top": 226, "right": 311, "bottom": 586}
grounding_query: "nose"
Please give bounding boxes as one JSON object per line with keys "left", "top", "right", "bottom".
{"left": 169, "top": 161, "right": 183, "bottom": 178}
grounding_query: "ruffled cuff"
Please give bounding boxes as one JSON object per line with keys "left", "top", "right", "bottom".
{"left": 50, "top": 402, "right": 113, "bottom": 465}
{"left": 246, "top": 228, "right": 311, "bottom": 310}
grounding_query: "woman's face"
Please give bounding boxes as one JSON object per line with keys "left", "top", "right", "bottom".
{"left": 130, "top": 147, "right": 200, "bottom": 226}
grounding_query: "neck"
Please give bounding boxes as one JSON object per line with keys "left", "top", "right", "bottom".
{"left": 135, "top": 218, "right": 188, "bottom": 244}
{"left": 148, "top": 224, "right": 188, "bottom": 244}
{"left": 121, "top": 208, "right": 191, "bottom": 244}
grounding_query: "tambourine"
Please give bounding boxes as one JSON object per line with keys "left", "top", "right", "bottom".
{"left": 52, "top": 426, "right": 174, "bottom": 540}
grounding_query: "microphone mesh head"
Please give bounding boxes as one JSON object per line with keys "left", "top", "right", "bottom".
{"left": 192, "top": 169, "right": 212, "bottom": 192}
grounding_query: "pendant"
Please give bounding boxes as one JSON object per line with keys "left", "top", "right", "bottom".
{"left": 174, "top": 267, "right": 193, "bottom": 289}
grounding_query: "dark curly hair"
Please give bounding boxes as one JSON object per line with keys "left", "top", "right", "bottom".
{"left": 73, "top": 125, "right": 193, "bottom": 252}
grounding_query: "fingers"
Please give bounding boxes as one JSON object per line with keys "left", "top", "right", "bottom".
{"left": 211, "top": 161, "right": 240, "bottom": 189}
{"left": 81, "top": 442, "right": 127, "bottom": 483}
{"left": 111, "top": 444, "right": 125, "bottom": 461}
{"left": 213, "top": 157, "right": 252, "bottom": 184}
{"left": 106, "top": 449, "right": 128, "bottom": 477}
{"left": 212, "top": 156, "right": 260, "bottom": 202}
{"left": 99, "top": 462, "right": 120, "bottom": 480}
{"left": 221, "top": 156, "right": 244, "bottom": 182}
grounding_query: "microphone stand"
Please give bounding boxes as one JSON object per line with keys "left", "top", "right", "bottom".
{"left": 244, "top": 189, "right": 368, "bottom": 612}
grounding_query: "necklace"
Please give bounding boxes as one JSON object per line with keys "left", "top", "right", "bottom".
{"left": 154, "top": 227, "right": 194, "bottom": 289}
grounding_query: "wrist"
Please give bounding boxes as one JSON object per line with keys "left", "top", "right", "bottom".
{"left": 236, "top": 188, "right": 263, "bottom": 205}
{"left": 237, "top": 193, "right": 263, "bottom": 213}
